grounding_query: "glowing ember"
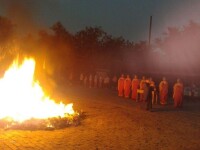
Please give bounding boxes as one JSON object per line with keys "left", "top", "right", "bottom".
{"left": 0, "top": 57, "right": 75, "bottom": 123}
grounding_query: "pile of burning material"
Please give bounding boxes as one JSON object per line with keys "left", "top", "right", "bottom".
{"left": 0, "top": 57, "right": 84, "bottom": 130}
{"left": 0, "top": 110, "right": 85, "bottom": 130}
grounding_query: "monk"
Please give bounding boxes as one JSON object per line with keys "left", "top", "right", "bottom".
{"left": 159, "top": 77, "right": 168, "bottom": 105}
{"left": 118, "top": 74, "right": 125, "bottom": 97}
{"left": 124, "top": 75, "right": 131, "bottom": 98}
{"left": 131, "top": 75, "right": 139, "bottom": 100}
{"left": 173, "top": 79, "right": 184, "bottom": 108}
{"left": 139, "top": 76, "right": 146, "bottom": 102}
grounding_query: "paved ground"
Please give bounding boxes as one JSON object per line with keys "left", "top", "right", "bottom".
{"left": 0, "top": 85, "right": 200, "bottom": 150}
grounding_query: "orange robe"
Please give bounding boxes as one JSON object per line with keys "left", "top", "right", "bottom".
{"left": 173, "top": 83, "right": 183, "bottom": 108}
{"left": 159, "top": 81, "right": 168, "bottom": 105}
{"left": 118, "top": 77, "right": 124, "bottom": 96}
{"left": 124, "top": 77, "right": 131, "bottom": 98}
{"left": 139, "top": 79, "right": 146, "bottom": 101}
{"left": 131, "top": 79, "right": 139, "bottom": 100}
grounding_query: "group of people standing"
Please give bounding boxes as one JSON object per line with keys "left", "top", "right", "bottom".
{"left": 78, "top": 72, "right": 184, "bottom": 109}
{"left": 118, "top": 74, "right": 184, "bottom": 110}
{"left": 79, "top": 73, "right": 118, "bottom": 89}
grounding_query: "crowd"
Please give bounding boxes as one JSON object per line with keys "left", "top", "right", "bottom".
{"left": 117, "top": 74, "right": 185, "bottom": 110}
{"left": 79, "top": 73, "right": 117, "bottom": 89}
{"left": 69, "top": 72, "right": 199, "bottom": 111}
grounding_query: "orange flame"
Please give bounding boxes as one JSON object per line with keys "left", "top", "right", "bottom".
{"left": 0, "top": 57, "right": 74, "bottom": 122}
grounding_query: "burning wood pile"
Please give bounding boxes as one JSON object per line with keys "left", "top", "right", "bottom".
{"left": 0, "top": 112, "right": 83, "bottom": 130}
{"left": 0, "top": 57, "right": 84, "bottom": 130}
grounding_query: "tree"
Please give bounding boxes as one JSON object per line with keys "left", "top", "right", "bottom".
{"left": 74, "top": 26, "right": 106, "bottom": 71}
{"left": 51, "top": 21, "right": 73, "bottom": 45}
{"left": 155, "top": 21, "right": 200, "bottom": 75}
{"left": 0, "top": 16, "right": 14, "bottom": 45}
{"left": 0, "top": 16, "right": 16, "bottom": 70}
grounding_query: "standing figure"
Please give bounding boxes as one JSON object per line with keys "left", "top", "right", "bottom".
{"left": 84, "top": 76, "right": 88, "bottom": 87}
{"left": 99, "top": 75, "right": 103, "bottom": 88}
{"left": 112, "top": 75, "right": 118, "bottom": 89}
{"left": 146, "top": 82, "right": 154, "bottom": 111}
{"left": 79, "top": 73, "right": 84, "bottom": 85}
{"left": 131, "top": 75, "right": 139, "bottom": 100}
{"left": 118, "top": 74, "right": 125, "bottom": 97}
{"left": 94, "top": 74, "right": 98, "bottom": 88}
{"left": 159, "top": 77, "right": 168, "bottom": 105}
{"left": 143, "top": 81, "right": 149, "bottom": 102}
{"left": 139, "top": 76, "right": 146, "bottom": 101}
{"left": 89, "top": 74, "right": 93, "bottom": 88}
{"left": 124, "top": 75, "right": 131, "bottom": 98}
{"left": 190, "top": 82, "right": 197, "bottom": 101}
{"left": 149, "top": 77, "right": 157, "bottom": 104}
{"left": 104, "top": 75, "right": 110, "bottom": 88}
{"left": 173, "top": 79, "right": 184, "bottom": 108}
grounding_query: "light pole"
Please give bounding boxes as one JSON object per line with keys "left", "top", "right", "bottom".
{"left": 148, "top": 16, "right": 152, "bottom": 47}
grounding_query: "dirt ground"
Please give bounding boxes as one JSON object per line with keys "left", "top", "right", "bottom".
{"left": 55, "top": 85, "right": 200, "bottom": 150}
{"left": 0, "top": 84, "right": 200, "bottom": 150}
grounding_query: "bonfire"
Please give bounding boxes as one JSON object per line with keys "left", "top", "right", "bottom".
{"left": 0, "top": 57, "right": 81, "bottom": 130}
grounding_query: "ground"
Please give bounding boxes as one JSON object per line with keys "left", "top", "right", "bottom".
{"left": 0, "top": 85, "right": 200, "bottom": 150}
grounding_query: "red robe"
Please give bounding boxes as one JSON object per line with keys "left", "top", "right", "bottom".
{"left": 118, "top": 77, "right": 124, "bottom": 96}
{"left": 159, "top": 81, "right": 168, "bottom": 105}
{"left": 131, "top": 78, "right": 139, "bottom": 100}
{"left": 173, "top": 83, "right": 183, "bottom": 108}
{"left": 124, "top": 77, "right": 131, "bottom": 98}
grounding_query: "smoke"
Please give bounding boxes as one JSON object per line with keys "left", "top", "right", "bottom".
{"left": 152, "top": 0, "right": 200, "bottom": 41}
{"left": 0, "top": 0, "right": 60, "bottom": 94}
{"left": 1, "top": 0, "right": 39, "bottom": 37}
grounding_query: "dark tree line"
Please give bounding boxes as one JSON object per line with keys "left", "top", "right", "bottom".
{"left": 30, "top": 22, "right": 150, "bottom": 79}
{"left": 0, "top": 15, "right": 200, "bottom": 84}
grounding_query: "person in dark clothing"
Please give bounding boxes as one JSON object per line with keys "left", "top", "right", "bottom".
{"left": 146, "top": 82, "right": 154, "bottom": 111}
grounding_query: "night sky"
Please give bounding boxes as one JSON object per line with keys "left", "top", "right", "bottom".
{"left": 0, "top": 0, "right": 200, "bottom": 42}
